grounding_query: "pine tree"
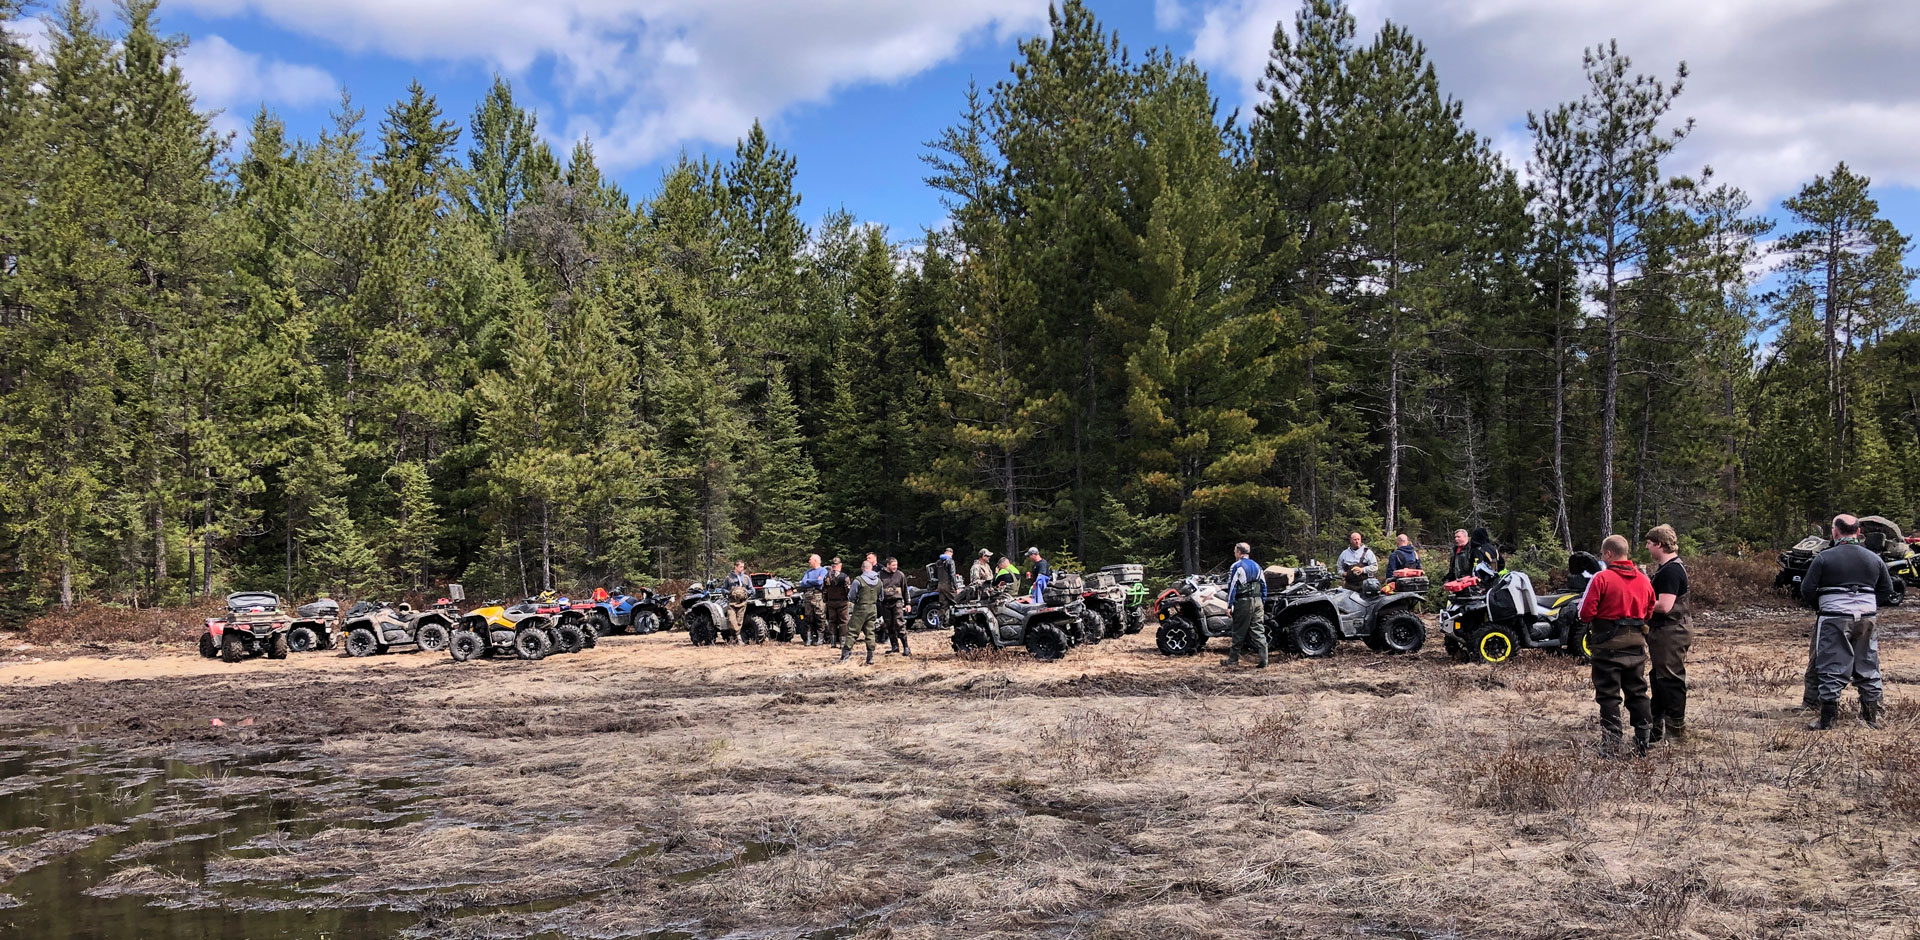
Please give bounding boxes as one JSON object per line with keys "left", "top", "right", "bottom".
{"left": 382, "top": 461, "right": 441, "bottom": 591}
{"left": 743, "top": 364, "right": 821, "bottom": 563}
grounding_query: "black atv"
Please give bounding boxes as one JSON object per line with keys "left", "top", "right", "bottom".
{"left": 1440, "top": 554, "right": 1601, "bottom": 664}
{"left": 1777, "top": 516, "right": 1915, "bottom": 603}
{"left": 949, "top": 581, "right": 1095, "bottom": 661}
{"left": 1082, "top": 564, "right": 1147, "bottom": 639}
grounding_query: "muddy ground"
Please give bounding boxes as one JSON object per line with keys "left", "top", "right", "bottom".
{"left": 2, "top": 604, "right": 1918, "bottom": 940}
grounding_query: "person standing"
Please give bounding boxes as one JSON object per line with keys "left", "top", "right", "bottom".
{"left": 797, "top": 554, "right": 829, "bottom": 647}
{"left": 1025, "top": 547, "right": 1051, "bottom": 603}
{"left": 1387, "top": 534, "right": 1421, "bottom": 574}
{"left": 877, "top": 557, "right": 911, "bottom": 656}
{"left": 1579, "top": 535, "right": 1656, "bottom": 757}
{"left": 822, "top": 558, "right": 851, "bottom": 650}
{"left": 969, "top": 549, "right": 994, "bottom": 588}
{"left": 1644, "top": 525, "right": 1691, "bottom": 743}
{"left": 1338, "top": 533, "right": 1377, "bottom": 588}
{"left": 1445, "top": 529, "right": 1474, "bottom": 580}
{"left": 1222, "top": 542, "right": 1268, "bottom": 668}
{"left": 723, "top": 561, "right": 753, "bottom": 643}
{"left": 840, "top": 560, "right": 881, "bottom": 665}
{"left": 995, "top": 555, "right": 1020, "bottom": 587}
{"left": 932, "top": 547, "right": 960, "bottom": 629}
{"left": 1800, "top": 514, "right": 1894, "bottom": 730}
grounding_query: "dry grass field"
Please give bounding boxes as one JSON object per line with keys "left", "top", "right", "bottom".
{"left": 2, "top": 597, "right": 1917, "bottom": 939}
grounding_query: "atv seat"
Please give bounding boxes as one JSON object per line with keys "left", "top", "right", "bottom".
{"left": 1489, "top": 570, "right": 1543, "bottom": 622}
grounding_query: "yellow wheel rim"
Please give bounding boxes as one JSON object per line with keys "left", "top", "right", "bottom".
{"left": 1581, "top": 633, "right": 1591, "bottom": 657}
{"left": 1479, "top": 631, "right": 1513, "bottom": 663}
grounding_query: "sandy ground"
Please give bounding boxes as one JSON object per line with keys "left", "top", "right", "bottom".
{"left": 3, "top": 604, "right": 1918, "bottom": 939}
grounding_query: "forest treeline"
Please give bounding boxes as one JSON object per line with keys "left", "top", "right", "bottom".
{"left": 1, "top": 0, "right": 1914, "bottom": 615}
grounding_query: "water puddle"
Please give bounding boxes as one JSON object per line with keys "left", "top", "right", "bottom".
{"left": 667, "top": 840, "right": 795, "bottom": 883}
{"left": 0, "top": 734, "right": 423, "bottom": 940}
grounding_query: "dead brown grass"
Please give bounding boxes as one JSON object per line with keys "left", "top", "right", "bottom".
{"left": 1690, "top": 554, "right": 1785, "bottom": 609}
{"left": 14, "top": 599, "right": 216, "bottom": 646}
{"left": 2, "top": 604, "right": 1917, "bottom": 940}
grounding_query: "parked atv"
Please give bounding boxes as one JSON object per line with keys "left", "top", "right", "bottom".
{"left": 288, "top": 598, "right": 342, "bottom": 653}
{"left": 527, "top": 593, "right": 592, "bottom": 653}
{"left": 448, "top": 599, "right": 556, "bottom": 662}
{"left": 1776, "top": 515, "right": 1916, "bottom": 602}
{"left": 740, "top": 574, "right": 803, "bottom": 643}
{"left": 199, "top": 591, "right": 299, "bottom": 662}
{"left": 1083, "top": 564, "right": 1148, "bottom": 639}
{"left": 587, "top": 587, "right": 675, "bottom": 636}
{"left": 948, "top": 586, "right": 1091, "bottom": 661}
{"left": 1150, "top": 574, "right": 1232, "bottom": 656}
{"left": 679, "top": 582, "right": 731, "bottom": 646}
{"left": 1440, "top": 554, "right": 1602, "bottom": 664}
{"left": 905, "top": 578, "right": 946, "bottom": 632}
{"left": 341, "top": 585, "right": 461, "bottom": 657}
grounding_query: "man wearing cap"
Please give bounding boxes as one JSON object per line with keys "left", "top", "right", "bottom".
{"left": 821, "top": 558, "right": 851, "bottom": 650}
{"left": 932, "top": 547, "right": 960, "bottom": 630}
{"left": 1025, "top": 547, "right": 1051, "bottom": 604}
{"left": 1799, "top": 514, "right": 1895, "bottom": 730}
{"left": 969, "top": 550, "right": 994, "bottom": 588}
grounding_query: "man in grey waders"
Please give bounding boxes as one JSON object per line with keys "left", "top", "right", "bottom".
{"left": 1800, "top": 514, "right": 1894, "bottom": 730}
{"left": 1222, "top": 542, "right": 1268, "bottom": 668}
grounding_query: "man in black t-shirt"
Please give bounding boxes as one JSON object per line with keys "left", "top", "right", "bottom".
{"left": 1644, "top": 524, "right": 1691, "bottom": 743}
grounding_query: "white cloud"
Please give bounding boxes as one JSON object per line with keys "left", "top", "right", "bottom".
{"left": 168, "top": 0, "right": 1049, "bottom": 169}
{"left": 2, "top": 14, "right": 53, "bottom": 56}
{"left": 176, "top": 34, "right": 336, "bottom": 113}
{"left": 1189, "top": 0, "right": 1920, "bottom": 206}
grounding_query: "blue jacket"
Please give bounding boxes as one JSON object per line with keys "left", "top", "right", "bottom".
{"left": 1029, "top": 558, "right": 1051, "bottom": 603}
{"left": 1387, "top": 546, "right": 1421, "bottom": 573}
{"left": 1228, "top": 557, "right": 1266, "bottom": 605}
{"left": 798, "top": 566, "right": 828, "bottom": 590}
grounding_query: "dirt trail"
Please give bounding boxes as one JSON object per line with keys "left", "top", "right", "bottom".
{"left": 2, "top": 606, "right": 1917, "bottom": 939}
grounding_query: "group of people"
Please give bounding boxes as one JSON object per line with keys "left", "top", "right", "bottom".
{"left": 735, "top": 548, "right": 1048, "bottom": 666}
{"left": 1327, "top": 528, "right": 1499, "bottom": 589}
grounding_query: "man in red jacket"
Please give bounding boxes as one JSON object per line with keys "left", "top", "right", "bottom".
{"left": 1579, "top": 534, "right": 1656, "bottom": 757}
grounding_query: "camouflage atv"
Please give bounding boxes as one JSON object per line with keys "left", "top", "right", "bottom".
{"left": 341, "top": 585, "right": 462, "bottom": 657}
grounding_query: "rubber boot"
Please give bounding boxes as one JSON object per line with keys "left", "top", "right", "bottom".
{"left": 1862, "top": 700, "right": 1883, "bottom": 730}
{"left": 1221, "top": 655, "right": 1239, "bottom": 667}
{"left": 1664, "top": 718, "right": 1686, "bottom": 743}
{"left": 887, "top": 634, "right": 900, "bottom": 655}
{"left": 1646, "top": 717, "right": 1665, "bottom": 746}
{"left": 838, "top": 648, "right": 851, "bottom": 664}
{"left": 901, "top": 633, "right": 912, "bottom": 657}
{"left": 1256, "top": 650, "right": 1268, "bottom": 669}
{"left": 864, "top": 648, "right": 875, "bottom": 666}
{"left": 1634, "top": 726, "right": 1652, "bottom": 757}
{"left": 1806, "top": 700, "right": 1838, "bottom": 731}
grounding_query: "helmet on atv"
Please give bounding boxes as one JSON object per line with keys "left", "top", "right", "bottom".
{"left": 1361, "top": 577, "right": 1382, "bottom": 597}
{"left": 536, "top": 590, "right": 558, "bottom": 603}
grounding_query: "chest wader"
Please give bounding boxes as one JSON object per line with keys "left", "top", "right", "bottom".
{"left": 1647, "top": 587, "right": 1692, "bottom": 742}
{"left": 1589, "top": 617, "right": 1652, "bottom": 757}
{"left": 841, "top": 585, "right": 880, "bottom": 664}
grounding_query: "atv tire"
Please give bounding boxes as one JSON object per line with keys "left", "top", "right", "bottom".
{"left": 199, "top": 633, "right": 219, "bottom": 659}
{"left": 551, "top": 623, "right": 586, "bottom": 655}
{"left": 221, "top": 632, "right": 245, "bottom": 663}
{"left": 1471, "top": 626, "right": 1518, "bottom": 664}
{"left": 1379, "top": 610, "right": 1426, "bottom": 654}
{"left": 1443, "top": 632, "right": 1468, "bottom": 662}
{"left": 416, "top": 623, "right": 451, "bottom": 652}
{"left": 1027, "top": 622, "right": 1070, "bottom": 662}
{"left": 449, "top": 630, "right": 484, "bottom": 662}
{"left": 346, "top": 627, "right": 380, "bottom": 658}
{"left": 1075, "top": 611, "right": 1103, "bottom": 646}
{"left": 268, "top": 632, "right": 291, "bottom": 660}
{"left": 776, "top": 613, "right": 798, "bottom": 643}
{"left": 741, "top": 613, "right": 768, "bottom": 645}
{"left": 515, "top": 628, "right": 551, "bottom": 661}
{"left": 952, "top": 619, "right": 991, "bottom": 652}
{"left": 687, "top": 611, "right": 716, "bottom": 647}
{"left": 1155, "top": 615, "right": 1203, "bottom": 656}
{"left": 1123, "top": 608, "right": 1145, "bottom": 635}
{"left": 1363, "top": 629, "right": 1390, "bottom": 652}
{"left": 579, "top": 621, "right": 598, "bottom": 649}
{"left": 1290, "top": 614, "right": 1338, "bottom": 658}
{"left": 632, "top": 610, "right": 659, "bottom": 635}
{"left": 288, "top": 626, "right": 322, "bottom": 653}
{"left": 589, "top": 611, "right": 615, "bottom": 637}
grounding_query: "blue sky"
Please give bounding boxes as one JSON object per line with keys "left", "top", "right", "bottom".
{"left": 11, "top": 0, "right": 1918, "bottom": 260}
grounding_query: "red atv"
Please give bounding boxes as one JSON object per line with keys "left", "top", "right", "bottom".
{"left": 199, "top": 591, "right": 315, "bottom": 663}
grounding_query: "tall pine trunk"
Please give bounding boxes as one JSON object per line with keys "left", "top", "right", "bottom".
{"left": 1552, "top": 313, "right": 1573, "bottom": 551}
{"left": 1600, "top": 235, "right": 1620, "bottom": 535}
{"left": 1386, "top": 347, "right": 1400, "bottom": 535}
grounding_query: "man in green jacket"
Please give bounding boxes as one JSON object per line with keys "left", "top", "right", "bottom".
{"left": 840, "top": 559, "right": 882, "bottom": 665}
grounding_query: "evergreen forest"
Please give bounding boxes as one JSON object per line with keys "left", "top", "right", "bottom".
{"left": 2, "top": 0, "right": 1914, "bottom": 614}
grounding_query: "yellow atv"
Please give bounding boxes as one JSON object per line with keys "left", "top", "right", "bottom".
{"left": 1439, "top": 554, "right": 1602, "bottom": 664}
{"left": 449, "top": 599, "right": 554, "bottom": 662}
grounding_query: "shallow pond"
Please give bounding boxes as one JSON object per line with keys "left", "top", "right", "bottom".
{"left": 0, "top": 729, "right": 424, "bottom": 939}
